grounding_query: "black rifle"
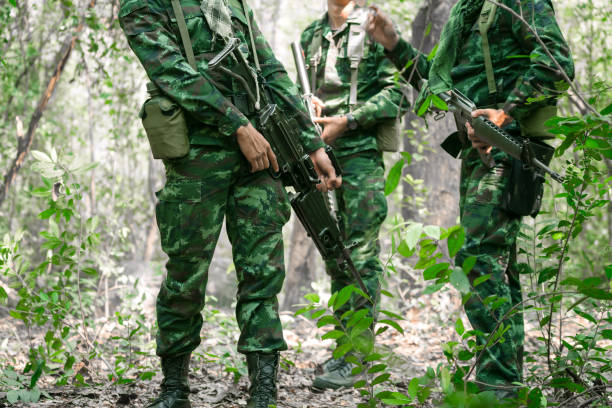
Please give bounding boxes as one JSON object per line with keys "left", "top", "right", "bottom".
{"left": 208, "top": 36, "right": 369, "bottom": 296}
{"left": 438, "top": 88, "right": 563, "bottom": 183}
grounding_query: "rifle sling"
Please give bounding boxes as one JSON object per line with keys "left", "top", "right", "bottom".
{"left": 171, "top": 0, "right": 197, "bottom": 71}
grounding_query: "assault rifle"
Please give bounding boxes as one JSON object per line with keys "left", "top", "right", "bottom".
{"left": 208, "top": 36, "right": 369, "bottom": 296}
{"left": 438, "top": 88, "right": 563, "bottom": 183}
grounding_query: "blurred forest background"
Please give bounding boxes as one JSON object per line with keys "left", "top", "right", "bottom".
{"left": 0, "top": 0, "right": 610, "bottom": 406}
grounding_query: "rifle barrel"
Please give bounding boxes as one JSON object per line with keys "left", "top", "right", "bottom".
{"left": 291, "top": 41, "right": 311, "bottom": 95}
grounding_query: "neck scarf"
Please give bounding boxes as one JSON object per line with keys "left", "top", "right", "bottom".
{"left": 428, "top": 0, "right": 485, "bottom": 93}
{"left": 201, "top": 0, "right": 234, "bottom": 40}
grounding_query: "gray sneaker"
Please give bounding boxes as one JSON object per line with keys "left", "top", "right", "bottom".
{"left": 312, "top": 358, "right": 356, "bottom": 390}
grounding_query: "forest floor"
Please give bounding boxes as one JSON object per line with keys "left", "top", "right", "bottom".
{"left": 0, "top": 277, "right": 462, "bottom": 408}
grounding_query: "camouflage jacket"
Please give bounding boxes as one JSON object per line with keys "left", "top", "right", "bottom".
{"left": 119, "top": 0, "right": 324, "bottom": 152}
{"left": 300, "top": 6, "right": 407, "bottom": 156}
{"left": 386, "top": 0, "right": 574, "bottom": 125}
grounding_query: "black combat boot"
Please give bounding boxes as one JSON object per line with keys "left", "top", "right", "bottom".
{"left": 246, "top": 352, "right": 279, "bottom": 408}
{"left": 147, "top": 354, "right": 191, "bottom": 408}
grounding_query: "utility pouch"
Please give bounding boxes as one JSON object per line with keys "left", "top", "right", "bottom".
{"left": 501, "top": 140, "right": 554, "bottom": 217}
{"left": 376, "top": 119, "right": 401, "bottom": 152}
{"left": 519, "top": 105, "right": 557, "bottom": 138}
{"left": 139, "top": 83, "right": 190, "bottom": 159}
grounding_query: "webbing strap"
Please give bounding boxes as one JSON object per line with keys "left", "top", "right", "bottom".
{"left": 240, "top": 0, "right": 260, "bottom": 71}
{"left": 478, "top": 1, "right": 498, "bottom": 95}
{"left": 171, "top": 0, "right": 197, "bottom": 70}
{"left": 308, "top": 26, "right": 323, "bottom": 92}
{"left": 347, "top": 22, "right": 366, "bottom": 106}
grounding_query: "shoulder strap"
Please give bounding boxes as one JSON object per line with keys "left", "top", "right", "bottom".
{"left": 308, "top": 24, "right": 323, "bottom": 92}
{"left": 346, "top": 11, "right": 367, "bottom": 106}
{"left": 478, "top": 1, "right": 498, "bottom": 96}
{"left": 240, "top": 0, "right": 260, "bottom": 71}
{"left": 171, "top": 0, "right": 197, "bottom": 70}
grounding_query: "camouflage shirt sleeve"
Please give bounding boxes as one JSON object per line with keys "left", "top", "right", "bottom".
{"left": 385, "top": 37, "right": 431, "bottom": 90}
{"left": 119, "top": 1, "right": 249, "bottom": 137}
{"left": 351, "top": 42, "right": 409, "bottom": 127}
{"left": 502, "top": 0, "right": 575, "bottom": 121}
{"left": 248, "top": 9, "right": 324, "bottom": 153}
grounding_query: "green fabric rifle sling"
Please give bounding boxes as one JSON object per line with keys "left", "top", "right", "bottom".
{"left": 477, "top": 1, "right": 556, "bottom": 137}
{"left": 140, "top": 0, "right": 195, "bottom": 159}
{"left": 171, "top": 0, "right": 197, "bottom": 70}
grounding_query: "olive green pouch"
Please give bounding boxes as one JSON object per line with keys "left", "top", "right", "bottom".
{"left": 139, "top": 83, "right": 190, "bottom": 160}
{"left": 376, "top": 119, "right": 401, "bottom": 152}
{"left": 137, "top": 0, "right": 197, "bottom": 160}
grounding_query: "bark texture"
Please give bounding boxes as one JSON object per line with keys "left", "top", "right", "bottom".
{"left": 403, "top": 0, "right": 460, "bottom": 229}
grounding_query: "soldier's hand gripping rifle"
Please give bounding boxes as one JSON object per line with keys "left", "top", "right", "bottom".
{"left": 438, "top": 88, "right": 563, "bottom": 183}
{"left": 209, "top": 33, "right": 370, "bottom": 296}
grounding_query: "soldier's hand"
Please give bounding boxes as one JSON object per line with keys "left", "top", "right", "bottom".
{"left": 236, "top": 123, "right": 279, "bottom": 173}
{"left": 311, "top": 96, "right": 325, "bottom": 118}
{"left": 365, "top": 5, "right": 400, "bottom": 51}
{"left": 467, "top": 108, "right": 514, "bottom": 155}
{"left": 465, "top": 121, "right": 492, "bottom": 155}
{"left": 309, "top": 147, "right": 342, "bottom": 193}
{"left": 313, "top": 116, "right": 348, "bottom": 145}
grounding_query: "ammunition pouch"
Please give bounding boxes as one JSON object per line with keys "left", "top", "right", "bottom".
{"left": 140, "top": 82, "right": 190, "bottom": 160}
{"left": 519, "top": 105, "right": 557, "bottom": 138}
{"left": 501, "top": 140, "right": 555, "bottom": 217}
{"left": 376, "top": 119, "right": 401, "bottom": 152}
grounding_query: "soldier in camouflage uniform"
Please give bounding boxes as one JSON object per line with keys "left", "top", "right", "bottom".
{"left": 119, "top": 0, "right": 341, "bottom": 407}
{"left": 366, "top": 0, "right": 574, "bottom": 398}
{"left": 299, "top": 0, "right": 407, "bottom": 390}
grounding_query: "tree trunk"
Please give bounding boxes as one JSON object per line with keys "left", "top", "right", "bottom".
{"left": 402, "top": 0, "right": 460, "bottom": 229}
{"left": 281, "top": 218, "right": 318, "bottom": 311}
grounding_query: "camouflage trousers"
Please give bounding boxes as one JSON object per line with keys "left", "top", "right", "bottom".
{"left": 154, "top": 145, "right": 291, "bottom": 357}
{"left": 325, "top": 149, "right": 387, "bottom": 321}
{"left": 456, "top": 146, "right": 524, "bottom": 388}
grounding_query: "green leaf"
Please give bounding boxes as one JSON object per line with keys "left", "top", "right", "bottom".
{"left": 423, "top": 225, "right": 441, "bottom": 240}
{"left": 417, "top": 94, "right": 432, "bottom": 117}
{"left": 303, "top": 293, "right": 319, "bottom": 303}
{"left": 367, "top": 363, "right": 387, "bottom": 374}
{"left": 379, "top": 309, "right": 405, "bottom": 321}
{"left": 605, "top": 264, "right": 612, "bottom": 280}
{"left": 372, "top": 373, "right": 391, "bottom": 386}
{"left": 473, "top": 274, "right": 491, "bottom": 287}
{"left": 427, "top": 43, "right": 439, "bottom": 61}
{"left": 601, "top": 102, "right": 612, "bottom": 115}
{"left": 317, "top": 315, "right": 339, "bottom": 328}
{"left": 431, "top": 94, "right": 448, "bottom": 111}
{"left": 423, "top": 283, "right": 444, "bottom": 295}
{"left": 450, "top": 267, "right": 470, "bottom": 294}
{"left": 600, "top": 330, "right": 612, "bottom": 340}
{"left": 385, "top": 159, "right": 405, "bottom": 196}
{"left": 447, "top": 227, "right": 465, "bottom": 258}
{"left": 332, "top": 342, "right": 353, "bottom": 359}
{"left": 31, "top": 150, "right": 52, "bottom": 163}
{"left": 379, "top": 319, "right": 404, "bottom": 335}
{"left": 462, "top": 256, "right": 477, "bottom": 274}
{"left": 423, "top": 263, "right": 449, "bottom": 281}
{"left": 404, "top": 222, "right": 423, "bottom": 250}
{"left": 333, "top": 285, "right": 355, "bottom": 312}
{"left": 38, "top": 208, "right": 56, "bottom": 219}
{"left": 455, "top": 318, "right": 465, "bottom": 336}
